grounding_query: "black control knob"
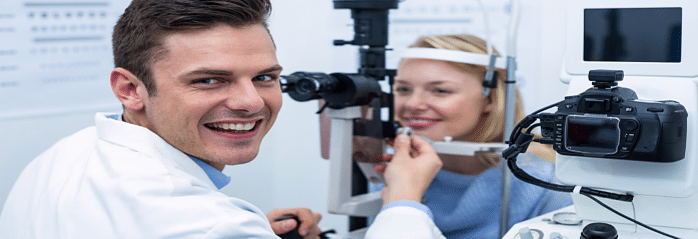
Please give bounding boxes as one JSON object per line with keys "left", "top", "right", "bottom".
{"left": 581, "top": 222, "right": 618, "bottom": 239}
{"left": 276, "top": 216, "right": 302, "bottom": 239}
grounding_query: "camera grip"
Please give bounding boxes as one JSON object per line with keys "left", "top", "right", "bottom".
{"left": 633, "top": 116, "right": 659, "bottom": 154}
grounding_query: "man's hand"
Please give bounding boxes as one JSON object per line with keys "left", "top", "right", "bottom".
{"left": 266, "top": 208, "right": 322, "bottom": 239}
{"left": 376, "top": 134, "right": 442, "bottom": 205}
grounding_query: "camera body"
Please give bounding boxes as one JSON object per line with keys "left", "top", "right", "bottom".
{"left": 540, "top": 70, "right": 688, "bottom": 162}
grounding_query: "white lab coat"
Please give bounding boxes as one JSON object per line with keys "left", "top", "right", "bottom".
{"left": 366, "top": 206, "right": 446, "bottom": 239}
{"left": 0, "top": 113, "right": 444, "bottom": 238}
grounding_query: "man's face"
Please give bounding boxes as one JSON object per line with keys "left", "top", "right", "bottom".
{"left": 140, "top": 23, "right": 282, "bottom": 169}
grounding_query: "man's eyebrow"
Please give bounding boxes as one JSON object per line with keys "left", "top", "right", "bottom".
{"left": 186, "top": 69, "right": 233, "bottom": 76}
{"left": 185, "top": 65, "right": 283, "bottom": 77}
{"left": 259, "top": 65, "right": 283, "bottom": 74}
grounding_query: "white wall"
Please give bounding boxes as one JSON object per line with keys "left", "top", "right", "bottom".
{"left": 538, "top": 0, "right": 570, "bottom": 104}
{"left": 0, "top": 108, "right": 121, "bottom": 208}
{"left": 0, "top": 0, "right": 571, "bottom": 236}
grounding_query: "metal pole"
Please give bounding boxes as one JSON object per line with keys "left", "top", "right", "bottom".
{"left": 499, "top": 0, "right": 521, "bottom": 237}
{"left": 500, "top": 56, "right": 518, "bottom": 237}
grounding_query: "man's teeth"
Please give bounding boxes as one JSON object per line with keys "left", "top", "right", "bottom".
{"left": 212, "top": 122, "right": 256, "bottom": 131}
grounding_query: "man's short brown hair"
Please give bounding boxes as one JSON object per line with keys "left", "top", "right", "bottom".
{"left": 112, "top": 0, "right": 272, "bottom": 96}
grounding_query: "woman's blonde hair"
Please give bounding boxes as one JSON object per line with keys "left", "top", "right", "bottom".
{"left": 407, "top": 34, "right": 556, "bottom": 163}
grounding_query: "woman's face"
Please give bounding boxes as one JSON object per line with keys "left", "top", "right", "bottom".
{"left": 394, "top": 58, "right": 492, "bottom": 142}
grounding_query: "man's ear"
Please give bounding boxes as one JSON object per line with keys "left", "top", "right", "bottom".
{"left": 110, "top": 67, "right": 146, "bottom": 111}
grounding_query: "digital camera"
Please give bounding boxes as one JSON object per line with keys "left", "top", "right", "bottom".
{"left": 540, "top": 70, "right": 687, "bottom": 162}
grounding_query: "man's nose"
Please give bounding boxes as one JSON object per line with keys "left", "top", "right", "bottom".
{"left": 225, "top": 81, "right": 264, "bottom": 113}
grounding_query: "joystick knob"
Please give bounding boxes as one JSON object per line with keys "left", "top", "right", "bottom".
{"left": 581, "top": 222, "right": 618, "bottom": 239}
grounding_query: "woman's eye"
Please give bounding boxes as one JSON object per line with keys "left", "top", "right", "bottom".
{"left": 434, "top": 89, "right": 451, "bottom": 94}
{"left": 394, "top": 87, "right": 410, "bottom": 93}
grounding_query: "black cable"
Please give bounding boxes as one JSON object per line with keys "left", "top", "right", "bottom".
{"left": 507, "top": 154, "right": 576, "bottom": 193}
{"left": 507, "top": 100, "right": 562, "bottom": 144}
{"left": 526, "top": 123, "right": 540, "bottom": 133}
{"left": 505, "top": 125, "right": 634, "bottom": 202}
{"left": 583, "top": 194, "right": 680, "bottom": 239}
{"left": 531, "top": 100, "right": 563, "bottom": 115}
{"left": 509, "top": 115, "right": 536, "bottom": 145}
{"left": 506, "top": 141, "right": 634, "bottom": 202}
{"left": 316, "top": 102, "right": 329, "bottom": 114}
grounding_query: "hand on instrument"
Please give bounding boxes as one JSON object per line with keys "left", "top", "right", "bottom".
{"left": 376, "top": 134, "right": 442, "bottom": 205}
{"left": 267, "top": 208, "right": 323, "bottom": 239}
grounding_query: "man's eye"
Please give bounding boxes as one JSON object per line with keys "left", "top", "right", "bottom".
{"left": 194, "top": 78, "right": 219, "bottom": 84}
{"left": 253, "top": 75, "right": 274, "bottom": 82}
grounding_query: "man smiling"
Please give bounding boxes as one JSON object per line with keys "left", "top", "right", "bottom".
{"left": 113, "top": 23, "right": 283, "bottom": 170}
{"left": 0, "top": 0, "right": 446, "bottom": 238}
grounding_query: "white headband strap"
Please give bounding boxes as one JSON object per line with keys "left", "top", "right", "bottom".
{"left": 399, "top": 48, "right": 506, "bottom": 70}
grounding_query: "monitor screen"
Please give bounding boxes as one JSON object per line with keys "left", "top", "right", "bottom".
{"left": 583, "top": 8, "right": 682, "bottom": 63}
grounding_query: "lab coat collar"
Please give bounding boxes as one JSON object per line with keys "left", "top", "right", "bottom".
{"left": 94, "top": 112, "right": 218, "bottom": 190}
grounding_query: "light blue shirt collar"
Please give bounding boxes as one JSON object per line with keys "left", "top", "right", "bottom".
{"left": 189, "top": 156, "right": 232, "bottom": 190}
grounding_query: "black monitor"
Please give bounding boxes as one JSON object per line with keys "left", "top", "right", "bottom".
{"left": 583, "top": 8, "right": 681, "bottom": 63}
